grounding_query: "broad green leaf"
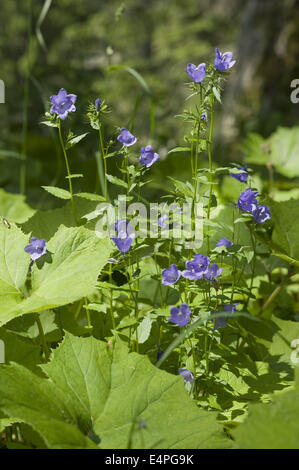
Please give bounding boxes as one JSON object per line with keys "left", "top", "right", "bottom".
{"left": 22, "top": 197, "right": 101, "bottom": 240}
{"left": 0, "top": 189, "right": 35, "bottom": 223}
{"left": 42, "top": 186, "right": 71, "bottom": 200}
{"left": 0, "top": 333, "right": 230, "bottom": 449}
{"left": 232, "top": 371, "right": 299, "bottom": 448}
{"left": 270, "top": 199, "right": 299, "bottom": 262}
{"left": 0, "top": 327, "right": 41, "bottom": 373}
{"left": 0, "top": 225, "right": 112, "bottom": 325}
{"left": 269, "top": 126, "right": 299, "bottom": 178}
{"left": 241, "top": 126, "right": 299, "bottom": 178}
{"left": 0, "top": 224, "right": 29, "bottom": 317}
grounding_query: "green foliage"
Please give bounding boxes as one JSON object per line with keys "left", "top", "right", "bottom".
{"left": 0, "top": 333, "right": 230, "bottom": 449}
{"left": 0, "top": 224, "right": 112, "bottom": 325}
{"left": 233, "top": 369, "right": 299, "bottom": 448}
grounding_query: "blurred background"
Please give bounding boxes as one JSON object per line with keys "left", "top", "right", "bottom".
{"left": 0, "top": 0, "right": 298, "bottom": 205}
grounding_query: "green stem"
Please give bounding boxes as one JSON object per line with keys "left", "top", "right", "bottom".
{"left": 35, "top": 314, "right": 50, "bottom": 362}
{"left": 84, "top": 297, "right": 92, "bottom": 332}
{"left": 20, "top": 0, "right": 32, "bottom": 195}
{"left": 206, "top": 102, "right": 214, "bottom": 253}
{"left": 58, "top": 120, "right": 78, "bottom": 224}
{"left": 98, "top": 126, "right": 109, "bottom": 201}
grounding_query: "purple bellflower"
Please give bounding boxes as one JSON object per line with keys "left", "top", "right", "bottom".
{"left": 112, "top": 219, "right": 135, "bottom": 253}
{"left": 24, "top": 237, "right": 47, "bottom": 261}
{"left": 201, "top": 113, "right": 207, "bottom": 121}
{"left": 95, "top": 98, "right": 102, "bottom": 111}
{"left": 252, "top": 204, "right": 271, "bottom": 223}
{"left": 186, "top": 63, "right": 206, "bottom": 83}
{"left": 117, "top": 128, "right": 137, "bottom": 147}
{"left": 168, "top": 303, "right": 191, "bottom": 327}
{"left": 237, "top": 188, "right": 259, "bottom": 213}
{"left": 182, "top": 254, "right": 210, "bottom": 280}
{"left": 205, "top": 263, "right": 222, "bottom": 282}
{"left": 231, "top": 165, "right": 248, "bottom": 183}
{"left": 214, "top": 303, "right": 239, "bottom": 330}
{"left": 216, "top": 238, "right": 233, "bottom": 248}
{"left": 162, "top": 264, "right": 181, "bottom": 285}
{"left": 50, "top": 88, "right": 77, "bottom": 120}
{"left": 214, "top": 48, "right": 236, "bottom": 72}
{"left": 179, "top": 368, "right": 194, "bottom": 388}
{"left": 158, "top": 214, "right": 169, "bottom": 229}
{"left": 139, "top": 145, "right": 160, "bottom": 168}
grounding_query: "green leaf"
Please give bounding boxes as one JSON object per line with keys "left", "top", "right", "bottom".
{"left": 106, "top": 174, "right": 128, "bottom": 188}
{"left": 0, "top": 327, "right": 41, "bottom": 373}
{"left": 42, "top": 186, "right": 72, "bottom": 200}
{"left": 0, "top": 225, "right": 113, "bottom": 325}
{"left": 21, "top": 197, "right": 101, "bottom": 240}
{"left": 0, "top": 188, "right": 35, "bottom": 223}
{"left": 232, "top": 371, "right": 299, "bottom": 448}
{"left": 269, "top": 126, "right": 299, "bottom": 178}
{"left": 136, "top": 315, "right": 152, "bottom": 344}
{"left": 167, "top": 147, "right": 191, "bottom": 154}
{"left": 65, "top": 133, "right": 89, "bottom": 150}
{"left": 40, "top": 120, "right": 59, "bottom": 128}
{"left": 270, "top": 199, "right": 299, "bottom": 262}
{"left": 168, "top": 177, "right": 194, "bottom": 198}
{"left": 212, "top": 86, "right": 222, "bottom": 103}
{"left": 75, "top": 192, "right": 106, "bottom": 202}
{"left": 0, "top": 333, "right": 229, "bottom": 449}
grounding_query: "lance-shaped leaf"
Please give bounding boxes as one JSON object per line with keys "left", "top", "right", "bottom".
{"left": 0, "top": 333, "right": 230, "bottom": 449}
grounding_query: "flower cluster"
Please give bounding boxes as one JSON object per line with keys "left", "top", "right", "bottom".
{"left": 238, "top": 188, "right": 271, "bottom": 223}
{"left": 162, "top": 254, "right": 222, "bottom": 286}
{"left": 186, "top": 48, "right": 236, "bottom": 83}
{"left": 182, "top": 254, "right": 222, "bottom": 282}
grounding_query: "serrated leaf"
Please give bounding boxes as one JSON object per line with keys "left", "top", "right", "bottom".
{"left": 75, "top": 192, "right": 106, "bottom": 202}
{"left": 42, "top": 186, "right": 71, "bottom": 200}
{"left": 0, "top": 333, "right": 230, "bottom": 449}
{"left": 0, "top": 225, "right": 112, "bottom": 325}
{"left": 212, "top": 86, "right": 222, "bottom": 103}
{"left": 106, "top": 174, "right": 128, "bottom": 189}
{"left": 65, "top": 133, "right": 89, "bottom": 150}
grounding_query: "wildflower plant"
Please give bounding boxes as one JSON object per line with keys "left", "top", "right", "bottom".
{"left": 0, "top": 44, "right": 297, "bottom": 451}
